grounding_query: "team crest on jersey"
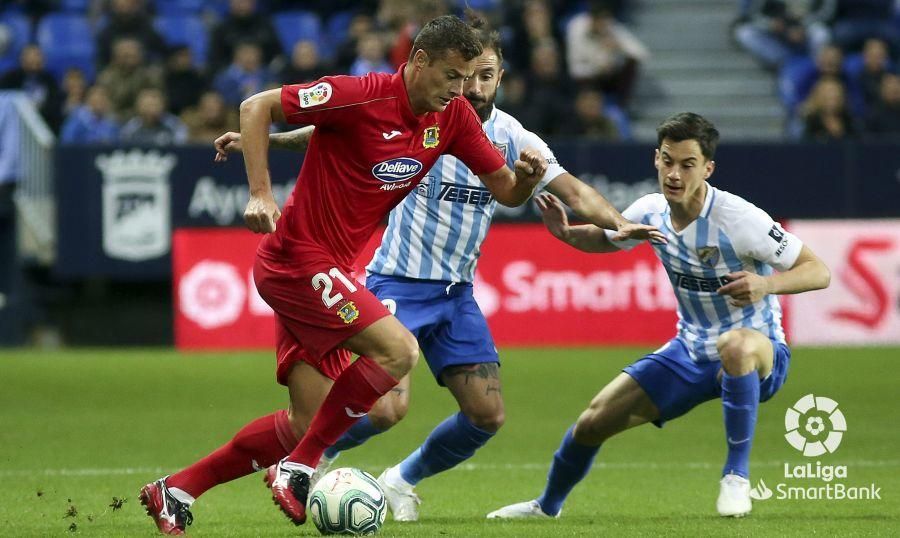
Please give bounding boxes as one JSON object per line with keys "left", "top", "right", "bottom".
{"left": 337, "top": 301, "right": 359, "bottom": 324}
{"left": 698, "top": 246, "right": 720, "bottom": 268}
{"left": 423, "top": 125, "right": 440, "bottom": 148}
{"left": 493, "top": 142, "right": 508, "bottom": 160}
{"left": 298, "top": 82, "right": 332, "bottom": 108}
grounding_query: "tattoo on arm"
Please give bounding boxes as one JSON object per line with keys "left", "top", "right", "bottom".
{"left": 269, "top": 126, "right": 314, "bottom": 152}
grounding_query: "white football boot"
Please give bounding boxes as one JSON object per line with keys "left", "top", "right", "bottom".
{"left": 486, "top": 499, "right": 557, "bottom": 519}
{"left": 377, "top": 467, "right": 421, "bottom": 522}
{"left": 717, "top": 473, "right": 752, "bottom": 517}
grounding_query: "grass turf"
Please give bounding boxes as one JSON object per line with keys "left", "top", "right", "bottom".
{"left": 0, "top": 347, "right": 897, "bottom": 536}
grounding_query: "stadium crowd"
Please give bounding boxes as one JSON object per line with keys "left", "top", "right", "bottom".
{"left": 0, "top": 0, "right": 898, "bottom": 143}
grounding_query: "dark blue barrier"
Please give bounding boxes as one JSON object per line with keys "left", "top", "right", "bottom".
{"left": 55, "top": 141, "right": 900, "bottom": 279}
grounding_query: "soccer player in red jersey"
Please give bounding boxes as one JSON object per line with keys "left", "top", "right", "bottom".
{"left": 140, "top": 15, "right": 548, "bottom": 534}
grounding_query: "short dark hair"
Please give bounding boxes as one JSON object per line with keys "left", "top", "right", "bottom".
{"left": 466, "top": 10, "right": 503, "bottom": 65}
{"left": 656, "top": 112, "right": 720, "bottom": 160}
{"left": 409, "top": 15, "right": 483, "bottom": 64}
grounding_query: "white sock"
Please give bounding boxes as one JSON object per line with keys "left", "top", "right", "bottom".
{"left": 167, "top": 487, "right": 195, "bottom": 506}
{"left": 385, "top": 465, "right": 414, "bottom": 491}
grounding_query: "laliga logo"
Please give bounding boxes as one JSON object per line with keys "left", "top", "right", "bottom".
{"left": 179, "top": 261, "right": 246, "bottom": 329}
{"left": 784, "top": 394, "right": 846, "bottom": 457}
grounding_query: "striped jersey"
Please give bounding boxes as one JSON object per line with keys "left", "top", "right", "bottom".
{"left": 367, "top": 107, "right": 565, "bottom": 282}
{"left": 606, "top": 185, "right": 803, "bottom": 362}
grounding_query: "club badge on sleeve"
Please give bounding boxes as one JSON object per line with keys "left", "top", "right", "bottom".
{"left": 337, "top": 301, "right": 360, "bottom": 324}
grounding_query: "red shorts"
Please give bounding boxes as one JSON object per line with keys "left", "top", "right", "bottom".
{"left": 254, "top": 255, "right": 391, "bottom": 385}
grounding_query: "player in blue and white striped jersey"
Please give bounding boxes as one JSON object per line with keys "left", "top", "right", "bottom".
{"left": 214, "top": 21, "right": 662, "bottom": 522}
{"left": 487, "top": 112, "right": 831, "bottom": 520}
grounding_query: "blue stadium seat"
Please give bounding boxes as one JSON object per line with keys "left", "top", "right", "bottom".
{"left": 0, "top": 13, "right": 30, "bottom": 74}
{"left": 778, "top": 54, "right": 816, "bottom": 112}
{"left": 59, "top": 0, "right": 91, "bottom": 12}
{"left": 35, "top": 13, "right": 96, "bottom": 81}
{"left": 154, "top": 15, "right": 208, "bottom": 67}
{"left": 153, "top": 0, "right": 205, "bottom": 16}
{"left": 272, "top": 11, "right": 321, "bottom": 55}
{"left": 322, "top": 10, "right": 355, "bottom": 61}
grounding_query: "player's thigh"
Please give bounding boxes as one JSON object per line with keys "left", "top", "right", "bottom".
{"left": 575, "top": 373, "right": 659, "bottom": 443}
{"left": 716, "top": 328, "right": 775, "bottom": 379}
{"left": 367, "top": 374, "right": 412, "bottom": 430}
{"left": 442, "top": 362, "right": 504, "bottom": 431}
{"left": 286, "top": 361, "right": 335, "bottom": 438}
{"left": 342, "top": 315, "right": 419, "bottom": 378}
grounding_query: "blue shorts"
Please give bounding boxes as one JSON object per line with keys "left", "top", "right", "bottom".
{"left": 366, "top": 273, "right": 499, "bottom": 385}
{"left": 623, "top": 337, "right": 791, "bottom": 427}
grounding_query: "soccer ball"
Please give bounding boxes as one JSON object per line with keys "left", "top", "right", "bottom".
{"left": 307, "top": 467, "right": 387, "bottom": 535}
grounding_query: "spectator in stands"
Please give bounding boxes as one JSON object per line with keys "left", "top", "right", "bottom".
{"left": 523, "top": 39, "right": 573, "bottom": 137}
{"left": 279, "top": 40, "right": 325, "bottom": 84}
{"left": 801, "top": 76, "right": 858, "bottom": 140}
{"left": 119, "top": 87, "right": 187, "bottom": 145}
{"left": 570, "top": 88, "right": 620, "bottom": 140}
{"left": 164, "top": 46, "right": 207, "bottom": 115}
{"left": 565, "top": 1, "right": 649, "bottom": 106}
{"left": 59, "top": 85, "right": 119, "bottom": 144}
{"left": 61, "top": 67, "right": 88, "bottom": 117}
{"left": 350, "top": 33, "right": 392, "bottom": 76}
{"left": 96, "top": 0, "right": 167, "bottom": 68}
{"left": 506, "top": 0, "right": 560, "bottom": 72}
{"left": 830, "top": 0, "right": 900, "bottom": 53}
{"left": 0, "top": 44, "right": 62, "bottom": 131}
{"left": 496, "top": 72, "right": 529, "bottom": 121}
{"left": 733, "top": 0, "right": 835, "bottom": 69}
{"left": 181, "top": 90, "right": 239, "bottom": 143}
{"left": 858, "top": 38, "right": 892, "bottom": 108}
{"left": 864, "top": 72, "right": 900, "bottom": 137}
{"left": 212, "top": 41, "right": 274, "bottom": 106}
{"left": 208, "top": 0, "right": 281, "bottom": 75}
{"left": 379, "top": 0, "right": 446, "bottom": 69}
{"left": 97, "top": 37, "right": 162, "bottom": 119}
{"left": 334, "top": 14, "right": 376, "bottom": 72}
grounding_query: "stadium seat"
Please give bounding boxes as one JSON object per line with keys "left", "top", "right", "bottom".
{"left": 59, "top": 0, "right": 91, "bottom": 12}
{"left": 272, "top": 11, "right": 321, "bottom": 56}
{"left": 154, "top": 15, "right": 208, "bottom": 67}
{"left": 35, "top": 13, "right": 96, "bottom": 82}
{"left": 153, "top": 0, "right": 205, "bottom": 16}
{"left": 0, "top": 13, "right": 30, "bottom": 74}
{"left": 778, "top": 54, "right": 816, "bottom": 113}
{"left": 322, "top": 10, "right": 355, "bottom": 61}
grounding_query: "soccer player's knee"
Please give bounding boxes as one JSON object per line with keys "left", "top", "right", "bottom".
{"left": 573, "top": 407, "right": 608, "bottom": 445}
{"left": 380, "top": 334, "right": 419, "bottom": 377}
{"left": 368, "top": 399, "right": 408, "bottom": 431}
{"left": 466, "top": 408, "right": 505, "bottom": 433}
{"left": 717, "top": 330, "right": 757, "bottom": 374}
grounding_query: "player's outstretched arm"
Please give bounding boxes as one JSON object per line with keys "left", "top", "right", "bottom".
{"left": 213, "top": 127, "right": 315, "bottom": 162}
{"left": 536, "top": 193, "right": 620, "bottom": 253}
{"left": 240, "top": 88, "right": 286, "bottom": 233}
{"left": 477, "top": 148, "right": 548, "bottom": 207}
{"left": 545, "top": 173, "right": 666, "bottom": 243}
{"left": 716, "top": 245, "right": 830, "bottom": 307}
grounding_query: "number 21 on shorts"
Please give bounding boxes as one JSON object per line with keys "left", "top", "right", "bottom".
{"left": 311, "top": 268, "right": 358, "bottom": 308}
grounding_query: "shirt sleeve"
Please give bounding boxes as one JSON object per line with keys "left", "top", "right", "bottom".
{"left": 281, "top": 75, "right": 366, "bottom": 126}
{"left": 446, "top": 100, "right": 506, "bottom": 175}
{"left": 602, "top": 194, "right": 659, "bottom": 251}
{"left": 730, "top": 205, "right": 803, "bottom": 272}
{"left": 516, "top": 129, "right": 567, "bottom": 192}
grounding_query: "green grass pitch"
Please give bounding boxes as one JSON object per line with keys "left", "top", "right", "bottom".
{"left": 1, "top": 347, "right": 897, "bottom": 536}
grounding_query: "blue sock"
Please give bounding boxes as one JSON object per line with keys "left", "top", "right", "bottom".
{"left": 323, "top": 415, "right": 383, "bottom": 459}
{"left": 398, "top": 412, "right": 494, "bottom": 485}
{"left": 536, "top": 425, "right": 600, "bottom": 516}
{"left": 721, "top": 371, "right": 760, "bottom": 479}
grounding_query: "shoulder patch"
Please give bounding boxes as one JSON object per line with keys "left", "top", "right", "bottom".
{"left": 298, "top": 82, "right": 333, "bottom": 109}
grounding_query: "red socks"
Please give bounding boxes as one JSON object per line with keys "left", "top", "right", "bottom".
{"left": 167, "top": 409, "right": 298, "bottom": 499}
{"left": 286, "top": 356, "right": 398, "bottom": 467}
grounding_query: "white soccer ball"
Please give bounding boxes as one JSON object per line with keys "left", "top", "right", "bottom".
{"left": 307, "top": 467, "right": 387, "bottom": 536}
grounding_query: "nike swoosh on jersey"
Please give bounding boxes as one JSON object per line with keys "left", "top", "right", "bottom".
{"left": 382, "top": 130, "right": 402, "bottom": 139}
{"left": 344, "top": 406, "right": 367, "bottom": 418}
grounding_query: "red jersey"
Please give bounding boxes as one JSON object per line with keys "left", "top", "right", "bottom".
{"left": 259, "top": 65, "right": 506, "bottom": 271}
